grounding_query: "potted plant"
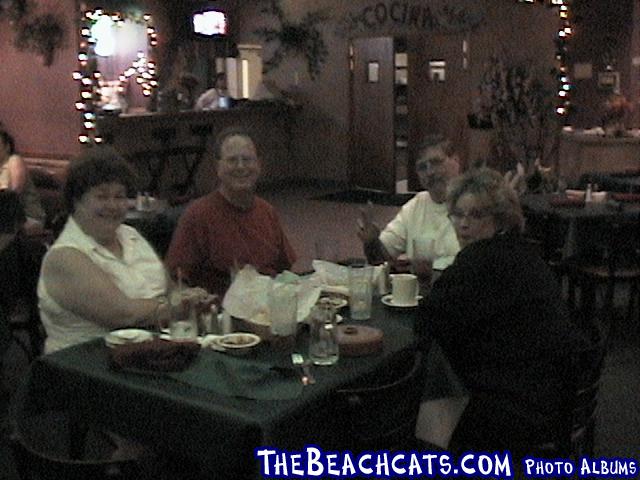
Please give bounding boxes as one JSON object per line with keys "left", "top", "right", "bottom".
{"left": 470, "top": 56, "right": 558, "bottom": 186}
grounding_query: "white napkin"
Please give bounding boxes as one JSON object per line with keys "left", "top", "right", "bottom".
{"left": 222, "top": 265, "right": 321, "bottom": 323}
{"left": 309, "top": 260, "right": 385, "bottom": 296}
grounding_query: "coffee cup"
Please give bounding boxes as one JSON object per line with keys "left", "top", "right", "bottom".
{"left": 390, "top": 273, "right": 419, "bottom": 306}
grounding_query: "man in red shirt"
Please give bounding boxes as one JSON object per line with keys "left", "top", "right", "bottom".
{"left": 165, "top": 128, "right": 296, "bottom": 296}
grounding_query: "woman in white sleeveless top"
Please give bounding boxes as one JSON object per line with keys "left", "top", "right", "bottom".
{"left": 38, "top": 147, "right": 209, "bottom": 353}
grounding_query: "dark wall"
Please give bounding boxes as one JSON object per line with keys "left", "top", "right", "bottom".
{"left": 567, "top": 0, "right": 634, "bottom": 128}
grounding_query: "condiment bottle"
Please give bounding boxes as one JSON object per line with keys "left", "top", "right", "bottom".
{"left": 585, "top": 183, "right": 593, "bottom": 203}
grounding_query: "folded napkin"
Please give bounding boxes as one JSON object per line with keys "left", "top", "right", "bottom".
{"left": 109, "top": 338, "right": 200, "bottom": 372}
{"left": 611, "top": 193, "right": 640, "bottom": 203}
{"left": 222, "top": 265, "right": 321, "bottom": 323}
{"left": 549, "top": 196, "right": 585, "bottom": 208}
{"left": 169, "top": 353, "right": 303, "bottom": 400}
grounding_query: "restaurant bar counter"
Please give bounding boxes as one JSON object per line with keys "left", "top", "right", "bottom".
{"left": 11, "top": 300, "right": 431, "bottom": 479}
{"left": 97, "top": 102, "right": 298, "bottom": 197}
{"left": 558, "top": 129, "right": 640, "bottom": 185}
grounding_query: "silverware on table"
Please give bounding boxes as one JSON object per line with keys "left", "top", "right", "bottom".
{"left": 291, "top": 353, "right": 316, "bottom": 385}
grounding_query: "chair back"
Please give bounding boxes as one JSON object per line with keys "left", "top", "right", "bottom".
{"left": 333, "top": 349, "right": 426, "bottom": 451}
{"left": 10, "top": 411, "right": 144, "bottom": 480}
{"left": 537, "top": 326, "right": 606, "bottom": 458}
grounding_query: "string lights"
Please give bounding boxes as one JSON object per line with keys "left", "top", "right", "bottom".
{"left": 518, "top": 0, "right": 573, "bottom": 118}
{"left": 73, "top": 8, "right": 158, "bottom": 145}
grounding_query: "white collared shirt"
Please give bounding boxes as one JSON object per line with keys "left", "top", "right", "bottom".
{"left": 38, "top": 216, "right": 167, "bottom": 353}
{"left": 379, "top": 191, "right": 460, "bottom": 270}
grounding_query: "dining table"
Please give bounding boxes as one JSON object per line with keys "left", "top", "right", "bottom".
{"left": 13, "top": 299, "right": 432, "bottom": 478}
{"left": 520, "top": 193, "right": 640, "bottom": 258}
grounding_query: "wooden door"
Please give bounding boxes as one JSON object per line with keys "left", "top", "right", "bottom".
{"left": 350, "top": 37, "right": 395, "bottom": 192}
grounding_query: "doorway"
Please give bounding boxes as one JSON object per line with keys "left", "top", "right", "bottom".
{"left": 349, "top": 36, "right": 412, "bottom": 194}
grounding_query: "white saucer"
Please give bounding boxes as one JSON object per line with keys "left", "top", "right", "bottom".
{"left": 105, "top": 328, "right": 153, "bottom": 348}
{"left": 381, "top": 294, "right": 423, "bottom": 308}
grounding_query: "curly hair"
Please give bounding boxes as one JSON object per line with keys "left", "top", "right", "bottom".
{"left": 447, "top": 167, "right": 524, "bottom": 233}
{"left": 64, "top": 146, "right": 137, "bottom": 212}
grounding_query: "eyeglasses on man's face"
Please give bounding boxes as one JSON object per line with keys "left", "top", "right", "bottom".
{"left": 448, "top": 208, "right": 493, "bottom": 223}
{"left": 415, "top": 157, "right": 447, "bottom": 173}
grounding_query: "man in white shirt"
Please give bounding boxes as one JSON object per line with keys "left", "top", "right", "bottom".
{"left": 194, "top": 72, "right": 228, "bottom": 111}
{"left": 357, "top": 136, "right": 461, "bottom": 275}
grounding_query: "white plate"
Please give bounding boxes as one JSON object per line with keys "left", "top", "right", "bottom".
{"left": 212, "top": 333, "right": 261, "bottom": 351}
{"left": 105, "top": 328, "right": 153, "bottom": 348}
{"left": 381, "top": 294, "right": 423, "bottom": 308}
{"left": 318, "top": 296, "right": 349, "bottom": 310}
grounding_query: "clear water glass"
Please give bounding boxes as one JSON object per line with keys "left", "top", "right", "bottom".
{"left": 308, "top": 305, "right": 339, "bottom": 366}
{"left": 348, "top": 264, "right": 374, "bottom": 320}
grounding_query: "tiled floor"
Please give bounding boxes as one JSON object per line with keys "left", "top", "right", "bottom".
{"left": 1, "top": 185, "right": 639, "bottom": 480}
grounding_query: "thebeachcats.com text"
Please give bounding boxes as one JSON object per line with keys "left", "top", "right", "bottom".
{"left": 254, "top": 446, "right": 639, "bottom": 478}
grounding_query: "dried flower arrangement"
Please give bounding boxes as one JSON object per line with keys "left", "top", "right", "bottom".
{"left": 471, "top": 55, "right": 558, "bottom": 190}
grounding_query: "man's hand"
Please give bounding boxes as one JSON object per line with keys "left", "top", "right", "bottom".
{"left": 356, "top": 201, "right": 380, "bottom": 244}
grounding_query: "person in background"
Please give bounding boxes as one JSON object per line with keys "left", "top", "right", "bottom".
{"left": 194, "top": 72, "right": 229, "bottom": 111}
{"left": 420, "top": 167, "right": 586, "bottom": 455}
{"left": 38, "top": 147, "right": 210, "bottom": 353}
{"left": 166, "top": 127, "right": 296, "bottom": 296}
{"left": 0, "top": 129, "right": 45, "bottom": 234}
{"left": 357, "top": 135, "right": 460, "bottom": 283}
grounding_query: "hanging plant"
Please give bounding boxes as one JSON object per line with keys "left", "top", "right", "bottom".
{"left": 14, "top": 12, "right": 65, "bottom": 66}
{"left": 255, "top": 0, "right": 329, "bottom": 80}
{"left": 0, "top": 0, "right": 30, "bottom": 23}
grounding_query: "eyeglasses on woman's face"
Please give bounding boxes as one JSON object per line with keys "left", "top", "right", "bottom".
{"left": 447, "top": 208, "right": 492, "bottom": 223}
{"left": 449, "top": 193, "right": 497, "bottom": 248}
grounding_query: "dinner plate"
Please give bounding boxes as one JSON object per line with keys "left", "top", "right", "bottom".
{"left": 211, "top": 333, "right": 261, "bottom": 353}
{"left": 104, "top": 328, "right": 153, "bottom": 348}
{"left": 318, "top": 296, "right": 348, "bottom": 310}
{"left": 381, "top": 294, "right": 423, "bottom": 308}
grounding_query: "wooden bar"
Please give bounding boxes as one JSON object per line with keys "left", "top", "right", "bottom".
{"left": 558, "top": 130, "right": 640, "bottom": 184}
{"left": 97, "top": 102, "right": 297, "bottom": 196}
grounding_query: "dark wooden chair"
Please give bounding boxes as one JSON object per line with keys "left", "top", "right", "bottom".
{"left": 0, "top": 192, "right": 46, "bottom": 360}
{"left": 333, "top": 349, "right": 427, "bottom": 451}
{"left": 10, "top": 411, "right": 148, "bottom": 480}
{"left": 532, "top": 324, "right": 606, "bottom": 459}
{"left": 563, "top": 215, "right": 640, "bottom": 337}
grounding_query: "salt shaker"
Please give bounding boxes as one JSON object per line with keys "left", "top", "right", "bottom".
{"left": 135, "top": 191, "right": 144, "bottom": 211}
{"left": 377, "top": 261, "right": 390, "bottom": 296}
{"left": 218, "top": 310, "right": 233, "bottom": 335}
{"left": 585, "top": 183, "right": 593, "bottom": 203}
{"left": 199, "top": 304, "right": 218, "bottom": 335}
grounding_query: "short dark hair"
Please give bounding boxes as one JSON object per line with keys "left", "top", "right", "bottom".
{"left": 417, "top": 134, "right": 455, "bottom": 159}
{"left": 213, "top": 126, "right": 255, "bottom": 160}
{"left": 64, "top": 146, "right": 137, "bottom": 212}
{"left": 0, "top": 130, "right": 15, "bottom": 155}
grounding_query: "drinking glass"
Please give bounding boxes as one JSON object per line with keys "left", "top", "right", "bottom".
{"left": 269, "top": 281, "right": 298, "bottom": 337}
{"left": 348, "top": 264, "right": 374, "bottom": 320}
{"left": 308, "top": 305, "right": 339, "bottom": 366}
{"left": 168, "top": 292, "right": 198, "bottom": 341}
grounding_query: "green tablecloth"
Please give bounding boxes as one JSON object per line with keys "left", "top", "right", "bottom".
{"left": 15, "top": 301, "right": 422, "bottom": 477}
{"left": 168, "top": 352, "right": 304, "bottom": 400}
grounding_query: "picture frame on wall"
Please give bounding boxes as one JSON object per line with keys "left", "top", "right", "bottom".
{"left": 598, "top": 71, "right": 620, "bottom": 91}
{"left": 367, "top": 62, "right": 379, "bottom": 83}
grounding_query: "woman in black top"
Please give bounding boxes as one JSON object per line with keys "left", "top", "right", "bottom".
{"left": 421, "top": 167, "right": 586, "bottom": 455}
